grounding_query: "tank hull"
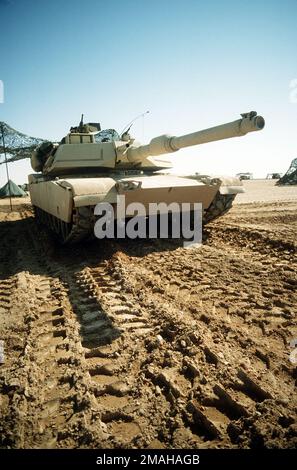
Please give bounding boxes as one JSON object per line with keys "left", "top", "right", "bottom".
{"left": 28, "top": 173, "right": 243, "bottom": 243}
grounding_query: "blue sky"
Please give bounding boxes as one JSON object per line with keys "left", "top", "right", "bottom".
{"left": 0, "top": 0, "right": 297, "bottom": 184}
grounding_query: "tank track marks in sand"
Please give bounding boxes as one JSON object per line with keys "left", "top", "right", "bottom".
{"left": 14, "top": 222, "right": 167, "bottom": 447}
{"left": 207, "top": 223, "right": 296, "bottom": 259}
{"left": 1, "top": 205, "right": 296, "bottom": 448}
{"left": 116, "top": 244, "right": 296, "bottom": 447}
{"left": 73, "top": 263, "right": 156, "bottom": 446}
{"left": 0, "top": 279, "right": 15, "bottom": 311}
{"left": 0, "top": 216, "right": 101, "bottom": 448}
{"left": 129, "top": 245, "right": 297, "bottom": 362}
{"left": 21, "top": 220, "right": 294, "bottom": 447}
{"left": 29, "top": 244, "right": 171, "bottom": 447}
{"left": 96, "top": 257, "right": 259, "bottom": 447}
{"left": 33, "top": 193, "right": 236, "bottom": 244}
{"left": 0, "top": 234, "right": 93, "bottom": 448}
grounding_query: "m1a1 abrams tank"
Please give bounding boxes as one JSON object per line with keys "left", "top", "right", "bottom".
{"left": 29, "top": 111, "right": 265, "bottom": 243}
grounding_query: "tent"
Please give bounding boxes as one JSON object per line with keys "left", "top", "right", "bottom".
{"left": 0, "top": 179, "right": 27, "bottom": 198}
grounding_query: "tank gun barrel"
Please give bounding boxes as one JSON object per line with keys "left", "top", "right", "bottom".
{"left": 127, "top": 111, "right": 264, "bottom": 163}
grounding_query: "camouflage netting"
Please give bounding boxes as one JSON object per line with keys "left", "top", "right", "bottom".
{"left": 277, "top": 158, "right": 297, "bottom": 185}
{"left": 0, "top": 122, "right": 46, "bottom": 165}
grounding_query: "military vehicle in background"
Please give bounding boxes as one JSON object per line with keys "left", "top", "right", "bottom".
{"left": 28, "top": 112, "right": 265, "bottom": 243}
{"left": 266, "top": 173, "right": 282, "bottom": 179}
{"left": 235, "top": 172, "right": 253, "bottom": 181}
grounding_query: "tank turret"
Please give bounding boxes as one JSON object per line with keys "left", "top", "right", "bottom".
{"left": 31, "top": 112, "right": 264, "bottom": 175}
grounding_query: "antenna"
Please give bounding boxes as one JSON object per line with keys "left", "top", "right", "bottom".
{"left": 120, "top": 111, "right": 150, "bottom": 136}
{"left": 79, "top": 114, "right": 84, "bottom": 132}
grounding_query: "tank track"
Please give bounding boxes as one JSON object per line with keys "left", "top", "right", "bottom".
{"left": 34, "top": 192, "right": 236, "bottom": 244}
{"left": 66, "top": 206, "right": 94, "bottom": 243}
{"left": 203, "top": 192, "right": 236, "bottom": 225}
{"left": 33, "top": 205, "right": 94, "bottom": 244}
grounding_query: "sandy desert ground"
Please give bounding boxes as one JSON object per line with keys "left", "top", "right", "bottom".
{"left": 0, "top": 180, "right": 296, "bottom": 449}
